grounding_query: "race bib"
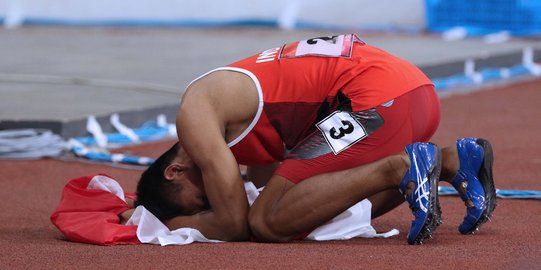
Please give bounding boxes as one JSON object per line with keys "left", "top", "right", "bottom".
{"left": 279, "top": 34, "right": 363, "bottom": 59}
{"left": 316, "top": 111, "right": 367, "bottom": 155}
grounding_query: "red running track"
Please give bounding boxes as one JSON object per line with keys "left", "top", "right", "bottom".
{"left": 0, "top": 79, "right": 540, "bottom": 269}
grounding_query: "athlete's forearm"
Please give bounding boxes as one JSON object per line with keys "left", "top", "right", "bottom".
{"left": 198, "top": 161, "right": 251, "bottom": 240}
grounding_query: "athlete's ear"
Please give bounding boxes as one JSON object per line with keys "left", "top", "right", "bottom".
{"left": 164, "top": 163, "right": 189, "bottom": 181}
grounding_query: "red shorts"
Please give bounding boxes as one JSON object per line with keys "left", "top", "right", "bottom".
{"left": 275, "top": 85, "right": 440, "bottom": 184}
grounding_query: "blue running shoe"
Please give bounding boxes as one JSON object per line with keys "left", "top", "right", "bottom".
{"left": 451, "top": 138, "right": 497, "bottom": 234}
{"left": 399, "top": 142, "right": 442, "bottom": 245}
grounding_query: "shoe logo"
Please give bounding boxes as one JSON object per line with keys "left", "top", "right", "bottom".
{"left": 415, "top": 175, "right": 430, "bottom": 213}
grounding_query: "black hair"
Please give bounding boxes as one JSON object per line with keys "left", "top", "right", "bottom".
{"left": 135, "top": 142, "right": 188, "bottom": 221}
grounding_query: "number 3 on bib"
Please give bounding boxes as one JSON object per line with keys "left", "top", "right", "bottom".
{"left": 317, "top": 111, "right": 367, "bottom": 155}
{"left": 280, "top": 34, "right": 363, "bottom": 59}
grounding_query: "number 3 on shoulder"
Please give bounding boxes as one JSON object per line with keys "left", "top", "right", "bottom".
{"left": 316, "top": 111, "right": 367, "bottom": 155}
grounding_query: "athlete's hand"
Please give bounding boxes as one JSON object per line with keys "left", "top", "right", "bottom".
{"left": 125, "top": 197, "right": 135, "bottom": 208}
{"left": 119, "top": 208, "right": 135, "bottom": 225}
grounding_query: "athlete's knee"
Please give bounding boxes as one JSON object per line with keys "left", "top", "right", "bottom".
{"left": 248, "top": 208, "right": 292, "bottom": 243}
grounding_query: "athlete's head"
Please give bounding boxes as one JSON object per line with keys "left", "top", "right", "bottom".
{"left": 135, "top": 142, "right": 209, "bottom": 221}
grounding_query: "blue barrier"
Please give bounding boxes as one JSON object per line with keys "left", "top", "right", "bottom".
{"left": 426, "top": 0, "right": 541, "bottom": 36}
{"left": 68, "top": 115, "right": 176, "bottom": 166}
{"left": 433, "top": 62, "right": 538, "bottom": 92}
{"left": 69, "top": 138, "right": 156, "bottom": 165}
{"left": 75, "top": 121, "right": 172, "bottom": 146}
{"left": 439, "top": 186, "right": 541, "bottom": 200}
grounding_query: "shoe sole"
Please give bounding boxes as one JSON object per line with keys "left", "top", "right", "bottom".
{"left": 409, "top": 146, "right": 443, "bottom": 245}
{"left": 461, "top": 138, "right": 497, "bottom": 234}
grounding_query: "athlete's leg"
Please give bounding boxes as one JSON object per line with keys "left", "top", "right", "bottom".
{"left": 248, "top": 153, "right": 410, "bottom": 242}
{"left": 440, "top": 146, "right": 460, "bottom": 182}
{"left": 369, "top": 189, "right": 404, "bottom": 219}
{"left": 369, "top": 146, "right": 458, "bottom": 219}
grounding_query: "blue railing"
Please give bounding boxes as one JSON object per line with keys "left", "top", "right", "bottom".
{"left": 426, "top": 0, "right": 541, "bottom": 36}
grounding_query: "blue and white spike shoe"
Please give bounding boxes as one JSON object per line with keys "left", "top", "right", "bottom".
{"left": 451, "top": 138, "right": 497, "bottom": 234}
{"left": 400, "top": 142, "right": 442, "bottom": 245}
